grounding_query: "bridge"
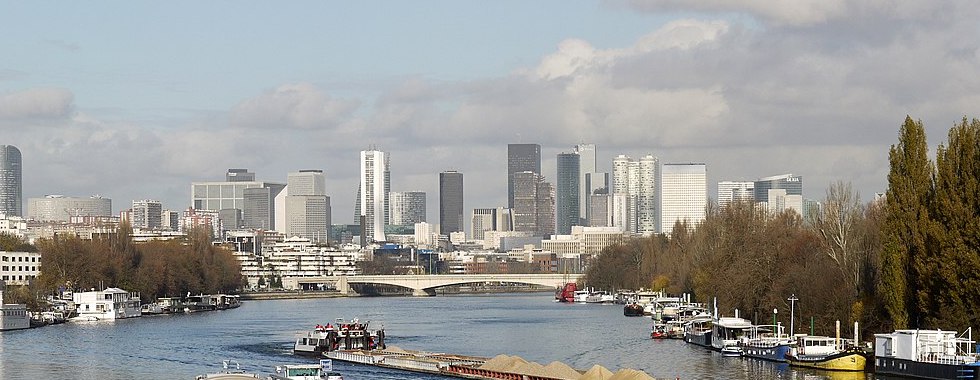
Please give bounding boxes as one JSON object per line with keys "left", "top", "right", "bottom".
{"left": 281, "top": 274, "right": 577, "bottom": 296}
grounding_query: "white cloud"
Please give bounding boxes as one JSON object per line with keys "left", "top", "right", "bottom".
{"left": 0, "top": 88, "right": 74, "bottom": 120}
{"left": 229, "top": 83, "right": 360, "bottom": 130}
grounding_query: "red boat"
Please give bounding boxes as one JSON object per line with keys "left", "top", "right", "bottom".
{"left": 651, "top": 324, "right": 668, "bottom": 339}
{"left": 555, "top": 283, "right": 576, "bottom": 303}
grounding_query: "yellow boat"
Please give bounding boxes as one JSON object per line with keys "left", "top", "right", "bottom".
{"left": 785, "top": 335, "right": 868, "bottom": 372}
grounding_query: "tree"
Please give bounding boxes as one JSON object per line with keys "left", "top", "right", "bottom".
{"left": 811, "top": 181, "right": 864, "bottom": 294}
{"left": 880, "top": 116, "right": 933, "bottom": 329}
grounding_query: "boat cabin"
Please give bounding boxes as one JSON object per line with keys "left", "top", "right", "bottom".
{"left": 795, "top": 335, "right": 840, "bottom": 356}
{"left": 72, "top": 287, "right": 142, "bottom": 320}
{"left": 875, "top": 329, "right": 978, "bottom": 364}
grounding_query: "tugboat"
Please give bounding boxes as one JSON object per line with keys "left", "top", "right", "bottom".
{"left": 623, "top": 303, "right": 644, "bottom": 317}
{"left": 293, "top": 319, "right": 385, "bottom": 357}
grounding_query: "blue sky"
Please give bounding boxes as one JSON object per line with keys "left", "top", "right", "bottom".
{"left": 2, "top": 1, "right": 979, "bottom": 224}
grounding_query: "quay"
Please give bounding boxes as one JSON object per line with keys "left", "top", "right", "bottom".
{"left": 326, "top": 347, "right": 658, "bottom": 380}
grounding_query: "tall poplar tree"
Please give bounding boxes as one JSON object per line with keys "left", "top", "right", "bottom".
{"left": 881, "top": 116, "right": 933, "bottom": 329}
{"left": 928, "top": 118, "right": 980, "bottom": 328}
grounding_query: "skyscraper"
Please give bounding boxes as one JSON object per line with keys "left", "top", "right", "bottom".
{"left": 574, "top": 143, "right": 596, "bottom": 223}
{"left": 0, "top": 145, "right": 22, "bottom": 217}
{"left": 390, "top": 191, "right": 426, "bottom": 225}
{"left": 660, "top": 163, "right": 707, "bottom": 235}
{"left": 717, "top": 181, "right": 755, "bottom": 209}
{"left": 191, "top": 169, "right": 284, "bottom": 231}
{"left": 356, "top": 149, "right": 390, "bottom": 243}
{"left": 439, "top": 171, "right": 463, "bottom": 235}
{"left": 507, "top": 144, "right": 541, "bottom": 208}
{"left": 753, "top": 174, "right": 803, "bottom": 203}
{"left": 27, "top": 195, "right": 112, "bottom": 222}
{"left": 132, "top": 199, "right": 163, "bottom": 230}
{"left": 556, "top": 152, "right": 580, "bottom": 234}
{"left": 512, "top": 171, "right": 555, "bottom": 237}
{"left": 612, "top": 154, "right": 658, "bottom": 234}
{"left": 286, "top": 170, "right": 330, "bottom": 243}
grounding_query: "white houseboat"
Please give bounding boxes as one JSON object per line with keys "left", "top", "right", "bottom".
{"left": 875, "top": 329, "right": 980, "bottom": 379}
{"left": 0, "top": 282, "right": 29, "bottom": 331}
{"left": 72, "top": 287, "right": 142, "bottom": 320}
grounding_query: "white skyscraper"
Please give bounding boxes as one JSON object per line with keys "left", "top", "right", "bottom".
{"left": 611, "top": 154, "right": 658, "bottom": 235}
{"left": 574, "top": 144, "right": 596, "bottom": 223}
{"left": 717, "top": 181, "right": 754, "bottom": 209}
{"left": 285, "top": 170, "right": 330, "bottom": 243}
{"left": 356, "top": 149, "right": 390, "bottom": 243}
{"left": 660, "top": 163, "right": 707, "bottom": 235}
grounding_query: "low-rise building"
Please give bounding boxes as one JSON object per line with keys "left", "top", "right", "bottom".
{"left": 0, "top": 251, "right": 40, "bottom": 285}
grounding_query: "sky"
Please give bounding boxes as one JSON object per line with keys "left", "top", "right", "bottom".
{"left": 2, "top": 1, "right": 979, "bottom": 224}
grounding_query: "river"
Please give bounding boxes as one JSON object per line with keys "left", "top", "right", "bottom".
{"left": 0, "top": 293, "right": 895, "bottom": 379}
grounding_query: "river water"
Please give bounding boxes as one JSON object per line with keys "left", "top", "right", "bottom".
{"left": 0, "top": 293, "right": 894, "bottom": 379}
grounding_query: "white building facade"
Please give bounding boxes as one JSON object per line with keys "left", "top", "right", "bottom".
{"left": 27, "top": 195, "right": 112, "bottom": 222}
{"left": 660, "top": 163, "right": 707, "bottom": 235}
{"left": 0, "top": 251, "right": 40, "bottom": 285}
{"left": 356, "top": 150, "right": 389, "bottom": 243}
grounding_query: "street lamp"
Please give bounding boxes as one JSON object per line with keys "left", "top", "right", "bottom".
{"left": 788, "top": 294, "right": 799, "bottom": 336}
{"left": 773, "top": 308, "right": 778, "bottom": 327}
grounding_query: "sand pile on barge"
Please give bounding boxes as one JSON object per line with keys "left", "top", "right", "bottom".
{"left": 478, "top": 354, "right": 654, "bottom": 380}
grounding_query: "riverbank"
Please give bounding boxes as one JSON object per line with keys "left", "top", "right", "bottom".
{"left": 239, "top": 291, "right": 348, "bottom": 300}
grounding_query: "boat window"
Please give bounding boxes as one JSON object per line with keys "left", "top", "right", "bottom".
{"left": 288, "top": 368, "right": 319, "bottom": 376}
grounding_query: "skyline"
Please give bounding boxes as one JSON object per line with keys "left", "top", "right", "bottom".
{"left": 3, "top": 1, "right": 978, "bottom": 223}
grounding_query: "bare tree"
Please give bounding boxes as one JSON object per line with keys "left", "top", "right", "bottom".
{"left": 812, "top": 181, "right": 864, "bottom": 291}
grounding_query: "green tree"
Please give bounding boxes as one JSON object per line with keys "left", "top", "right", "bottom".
{"left": 880, "top": 116, "right": 933, "bottom": 329}
{"left": 927, "top": 117, "right": 980, "bottom": 329}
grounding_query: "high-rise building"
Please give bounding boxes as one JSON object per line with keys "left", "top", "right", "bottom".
{"left": 754, "top": 174, "right": 803, "bottom": 203}
{"left": 132, "top": 199, "right": 163, "bottom": 230}
{"left": 512, "top": 171, "right": 555, "bottom": 237}
{"left": 191, "top": 169, "right": 284, "bottom": 230}
{"left": 507, "top": 144, "right": 541, "bottom": 208}
{"left": 161, "top": 210, "right": 180, "bottom": 231}
{"left": 556, "top": 152, "right": 580, "bottom": 234}
{"left": 27, "top": 195, "right": 112, "bottom": 222}
{"left": 439, "top": 171, "right": 464, "bottom": 235}
{"left": 660, "top": 163, "right": 707, "bottom": 235}
{"left": 574, "top": 144, "right": 596, "bottom": 223}
{"left": 243, "top": 185, "right": 286, "bottom": 230}
{"left": 612, "top": 154, "right": 658, "bottom": 234}
{"left": 0, "top": 145, "right": 22, "bottom": 217}
{"left": 717, "top": 181, "right": 755, "bottom": 209}
{"left": 226, "top": 168, "right": 255, "bottom": 182}
{"left": 356, "top": 149, "right": 390, "bottom": 243}
{"left": 472, "top": 207, "right": 515, "bottom": 240}
{"left": 286, "top": 170, "right": 330, "bottom": 243}
{"left": 390, "top": 191, "right": 426, "bottom": 226}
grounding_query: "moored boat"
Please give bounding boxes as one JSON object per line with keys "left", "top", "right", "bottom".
{"left": 874, "top": 328, "right": 980, "bottom": 379}
{"left": 555, "top": 283, "right": 576, "bottom": 303}
{"left": 684, "top": 317, "right": 714, "bottom": 348}
{"left": 741, "top": 324, "right": 794, "bottom": 362}
{"left": 711, "top": 315, "right": 753, "bottom": 356}
{"left": 785, "top": 335, "right": 867, "bottom": 371}
{"left": 624, "top": 303, "right": 644, "bottom": 317}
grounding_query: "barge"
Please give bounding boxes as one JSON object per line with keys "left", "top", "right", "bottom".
{"left": 326, "top": 347, "right": 656, "bottom": 380}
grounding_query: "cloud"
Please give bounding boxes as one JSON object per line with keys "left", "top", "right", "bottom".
{"left": 0, "top": 88, "right": 74, "bottom": 120}
{"left": 229, "top": 83, "right": 360, "bottom": 130}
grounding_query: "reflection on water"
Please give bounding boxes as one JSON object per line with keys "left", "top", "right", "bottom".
{"left": 0, "top": 293, "right": 878, "bottom": 379}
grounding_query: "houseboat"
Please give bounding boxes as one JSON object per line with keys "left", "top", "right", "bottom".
{"left": 785, "top": 335, "right": 867, "bottom": 371}
{"left": 711, "top": 315, "right": 753, "bottom": 356}
{"left": 875, "top": 329, "right": 980, "bottom": 379}
{"left": 555, "top": 282, "right": 576, "bottom": 303}
{"left": 741, "top": 324, "right": 795, "bottom": 362}
{"left": 683, "top": 317, "right": 714, "bottom": 348}
{"left": 294, "top": 319, "right": 386, "bottom": 357}
{"left": 0, "top": 284, "right": 29, "bottom": 331}
{"left": 71, "top": 287, "right": 142, "bottom": 320}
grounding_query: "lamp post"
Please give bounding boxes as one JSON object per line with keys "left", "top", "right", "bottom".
{"left": 773, "top": 308, "right": 778, "bottom": 327}
{"left": 788, "top": 294, "right": 799, "bottom": 336}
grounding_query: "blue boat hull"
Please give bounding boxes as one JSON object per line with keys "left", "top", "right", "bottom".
{"left": 743, "top": 344, "right": 792, "bottom": 363}
{"left": 876, "top": 357, "right": 980, "bottom": 380}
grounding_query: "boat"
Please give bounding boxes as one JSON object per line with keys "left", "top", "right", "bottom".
{"left": 195, "top": 360, "right": 260, "bottom": 380}
{"left": 785, "top": 335, "right": 867, "bottom": 371}
{"left": 140, "top": 303, "right": 166, "bottom": 315}
{"left": 270, "top": 363, "right": 342, "bottom": 380}
{"left": 651, "top": 324, "right": 668, "bottom": 339}
{"left": 72, "top": 287, "right": 142, "bottom": 320}
{"left": 741, "top": 324, "right": 795, "bottom": 362}
{"left": 711, "top": 315, "right": 753, "bottom": 357}
{"left": 624, "top": 303, "right": 644, "bottom": 317}
{"left": 572, "top": 290, "right": 590, "bottom": 304}
{"left": 555, "top": 283, "right": 576, "bottom": 303}
{"left": 875, "top": 328, "right": 980, "bottom": 379}
{"left": 185, "top": 294, "right": 218, "bottom": 312}
{"left": 584, "top": 290, "right": 616, "bottom": 304}
{"left": 216, "top": 294, "right": 242, "bottom": 310}
{"left": 683, "top": 317, "right": 714, "bottom": 348}
{"left": 293, "top": 319, "right": 386, "bottom": 357}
